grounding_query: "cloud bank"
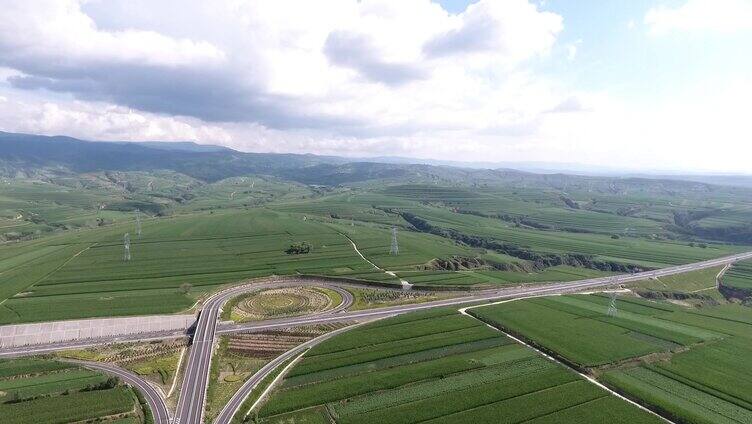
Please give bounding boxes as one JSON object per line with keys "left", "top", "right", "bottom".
{"left": 0, "top": 0, "right": 750, "bottom": 173}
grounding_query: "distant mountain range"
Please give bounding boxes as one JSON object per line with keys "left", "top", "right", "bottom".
{"left": 0, "top": 131, "right": 471, "bottom": 184}
{"left": 2, "top": 131, "right": 752, "bottom": 188}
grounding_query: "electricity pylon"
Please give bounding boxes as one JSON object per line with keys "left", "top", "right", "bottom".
{"left": 390, "top": 226, "right": 399, "bottom": 255}
{"left": 607, "top": 292, "right": 618, "bottom": 317}
{"left": 123, "top": 233, "right": 131, "bottom": 261}
{"left": 135, "top": 209, "right": 142, "bottom": 237}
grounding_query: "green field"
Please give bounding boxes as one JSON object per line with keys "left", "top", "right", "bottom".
{"left": 471, "top": 293, "right": 752, "bottom": 423}
{"left": 0, "top": 173, "right": 750, "bottom": 324}
{"left": 0, "top": 358, "right": 142, "bottom": 424}
{"left": 722, "top": 259, "right": 752, "bottom": 291}
{"left": 0, "top": 209, "right": 386, "bottom": 323}
{"left": 633, "top": 266, "right": 722, "bottom": 293}
{"left": 254, "top": 309, "right": 662, "bottom": 424}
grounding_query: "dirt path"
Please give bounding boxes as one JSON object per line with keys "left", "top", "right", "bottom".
{"left": 339, "top": 233, "right": 412, "bottom": 288}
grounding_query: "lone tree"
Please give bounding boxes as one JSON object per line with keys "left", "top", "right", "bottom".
{"left": 179, "top": 283, "right": 193, "bottom": 294}
{"left": 286, "top": 241, "right": 312, "bottom": 255}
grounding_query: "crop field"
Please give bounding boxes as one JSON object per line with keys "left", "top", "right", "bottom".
{"left": 0, "top": 176, "right": 746, "bottom": 324}
{"left": 472, "top": 293, "right": 752, "bottom": 423}
{"left": 270, "top": 188, "right": 747, "bottom": 272}
{"left": 470, "top": 294, "right": 727, "bottom": 367}
{"left": 0, "top": 175, "right": 750, "bottom": 324}
{"left": 381, "top": 184, "right": 668, "bottom": 236}
{"left": 254, "top": 309, "right": 662, "bottom": 424}
{"left": 721, "top": 259, "right": 752, "bottom": 291}
{"left": 227, "top": 325, "right": 348, "bottom": 358}
{"left": 398, "top": 204, "right": 742, "bottom": 269}
{"left": 0, "top": 358, "right": 141, "bottom": 424}
{"left": 0, "top": 209, "right": 394, "bottom": 323}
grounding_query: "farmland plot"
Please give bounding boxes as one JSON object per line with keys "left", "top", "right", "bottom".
{"left": 0, "top": 358, "right": 142, "bottom": 424}
{"left": 470, "top": 294, "right": 723, "bottom": 367}
{"left": 473, "top": 294, "right": 752, "bottom": 423}
{"left": 255, "top": 310, "right": 662, "bottom": 424}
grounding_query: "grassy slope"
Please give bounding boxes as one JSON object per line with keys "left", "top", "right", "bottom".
{"left": 0, "top": 179, "right": 749, "bottom": 323}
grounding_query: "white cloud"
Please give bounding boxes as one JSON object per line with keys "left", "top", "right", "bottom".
{"left": 424, "top": 0, "right": 562, "bottom": 62}
{"left": 0, "top": 1, "right": 225, "bottom": 68}
{"left": 1, "top": 0, "right": 748, "bottom": 173}
{"left": 0, "top": 95, "right": 231, "bottom": 143}
{"left": 0, "top": 0, "right": 567, "bottom": 135}
{"left": 645, "top": 0, "right": 752, "bottom": 35}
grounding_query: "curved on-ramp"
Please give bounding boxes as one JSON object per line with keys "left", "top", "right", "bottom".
{"left": 174, "top": 279, "right": 356, "bottom": 424}
{"left": 213, "top": 322, "right": 370, "bottom": 424}
{"left": 65, "top": 359, "right": 170, "bottom": 424}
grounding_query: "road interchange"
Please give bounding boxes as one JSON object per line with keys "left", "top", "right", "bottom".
{"left": 2, "top": 250, "right": 752, "bottom": 423}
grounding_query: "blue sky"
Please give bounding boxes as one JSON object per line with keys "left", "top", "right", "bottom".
{"left": 0, "top": 0, "right": 751, "bottom": 172}
{"left": 440, "top": 0, "right": 752, "bottom": 99}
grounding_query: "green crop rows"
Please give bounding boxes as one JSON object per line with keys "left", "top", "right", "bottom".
{"left": 472, "top": 293, "right": 752, "bottom": 423}
{"left": 1, "top": 176, "right": 750, "bottom": 323}
{"left": 256, "top": 310, "right": 661, "bottom": 424}
{"left": 0, "top": 358, "right": 141, "bottom": 424}
{"left": 722, "top": 259, "right": 752, "bottom": 290}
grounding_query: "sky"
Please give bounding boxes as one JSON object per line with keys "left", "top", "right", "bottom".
{"left": 0, "top": 0, "right": 751, "bottom": 173}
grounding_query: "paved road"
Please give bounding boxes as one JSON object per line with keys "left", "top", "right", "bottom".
{"left": 214, "top": 323, "right": 363, "bottom": 424}
{"left": 65, "top": 359, "right": 171, "bottom": 424}
{"left": 174, "top": 280, "right": 355, "bottom": 424}
{"left": 176, "top": 250, "right": 752, "bottom": 424}
{"left": 3, "top": 250, "right": 752, "bottom": 423}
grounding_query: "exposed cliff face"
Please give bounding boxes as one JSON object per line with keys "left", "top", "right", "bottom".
{"left": 718, "top": 282, "right": 752, "bottom": 302}
{"left": 420, "top": 256, "right": 533, "bottom": 273}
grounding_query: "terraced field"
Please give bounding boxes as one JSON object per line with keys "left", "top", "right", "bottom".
{"left": 252, "top": 309, "right": 662, "bottom": 424}
{"left": 1, "top": 175, "right": 750, "bottom": 325}
{"left": 722, "top": 259, "right": 752, "bottom": 291}
{"left": 472, "top": 294, "right": 752, "bottom": 423}
{"left": 398, "top": 205, "right": 741, "bottom": 269}
{"left": 382, "top": 184, "right": 668, "bottom": 236}
{"left": 0, "top": 358, "right": 142, "bottom": 424}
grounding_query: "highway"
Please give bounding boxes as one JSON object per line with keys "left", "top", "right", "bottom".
{"left": 173, "top": 281, "right": 354, "bottom": 424}
{"left": 213, "top": 323, "right": 365, "bottom": 424}
{"left": 175, "top": 250, "right": 752, "bottom": 424}
{"left": 3, "top": 250, "right": 752, "bottom": 423}
{"left": 65, "top": 359, "right": 171, "bottom": 424}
